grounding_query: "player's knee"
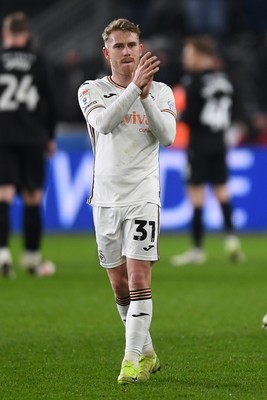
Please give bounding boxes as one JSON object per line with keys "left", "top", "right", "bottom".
{"left": 128, "top": 272, "right": 150, "bottom": 291}
{"left": 110, "top": 276, "right": 128, "bottom": 297}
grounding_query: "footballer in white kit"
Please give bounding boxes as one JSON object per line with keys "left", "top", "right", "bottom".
{"left": 78, "top": 76, "right": 176, "bottom": 267}
{"left": 78, "top": 18, "right": 176, "bottom": 385}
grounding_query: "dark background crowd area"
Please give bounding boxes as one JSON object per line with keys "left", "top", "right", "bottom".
{"left": 1, "top": 0, "right": 267, "bottom": 146}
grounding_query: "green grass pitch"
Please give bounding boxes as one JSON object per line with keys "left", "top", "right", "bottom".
{"left": 0, "top": 233, "right": 266, "bottom": 399}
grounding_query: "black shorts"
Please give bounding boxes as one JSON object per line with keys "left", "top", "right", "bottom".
{"left": 186, "top": 149, "right": 228, "bottom": 185}
{"left": 0, "top": 144, "right": 46, "bottom": 192}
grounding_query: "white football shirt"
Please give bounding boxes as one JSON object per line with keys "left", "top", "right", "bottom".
{"left": 78, "top": 76, "right": 176, "bottom": 207}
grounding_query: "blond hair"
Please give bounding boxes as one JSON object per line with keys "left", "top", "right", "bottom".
{"left": 102, "top": 18, "right": 141, "bottom": 44}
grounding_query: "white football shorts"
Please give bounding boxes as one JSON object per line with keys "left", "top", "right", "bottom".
{"left": 92, "top": 203, "right": 160, "bottom": 268}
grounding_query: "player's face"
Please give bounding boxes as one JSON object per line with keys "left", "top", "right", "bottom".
{"left": 182, "top": 44, "right": 198, "bottom": 71}
{"left": 103, "top": 30, "right": 142, "bottom": 78}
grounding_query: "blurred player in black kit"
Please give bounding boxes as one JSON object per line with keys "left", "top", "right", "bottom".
{"left": 0, "top": 12, "right": 58, "bottom": 277}
{"left": 170, "top": 35, "right": 245, "bottom": 266}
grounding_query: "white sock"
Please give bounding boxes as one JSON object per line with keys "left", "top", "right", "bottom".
{"left": 125, "top": 294, "right": 152, "bottom": 365}
{"left": 116, "top": 294, "right": 155, "bottom": 358}
{"left": 142, "top": 338, "right": 154, "bottom": 357}
{"left": 20, "top": 250, "right": 41, "bottom": 268}
{"left": 116, "top": 301, "right": 129, "bottom": 326}
{"left": 0, "top": 247, "right": 12, "bottom": 266}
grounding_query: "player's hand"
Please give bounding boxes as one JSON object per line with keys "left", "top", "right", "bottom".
{"left": 133, "top": 52, "right": 160, "bottom": 91}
